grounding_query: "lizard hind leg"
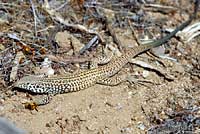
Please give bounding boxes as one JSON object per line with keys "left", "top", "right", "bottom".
{"left": 90, "top": 48, "right": 114, "bottom": 69}
{"left": 97, "top": 73, "right": 146, "bottom": 87}
{"left": 97, "top": 74, "right": 127, "bottom": 86}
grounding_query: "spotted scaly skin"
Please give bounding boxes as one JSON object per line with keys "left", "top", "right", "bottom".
{"left": 15, "top": 18, "right": 193, "bottom": 99}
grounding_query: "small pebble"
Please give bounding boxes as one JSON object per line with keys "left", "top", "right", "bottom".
{"left": 137, "top": 122, "right": 146, "bottom": 130}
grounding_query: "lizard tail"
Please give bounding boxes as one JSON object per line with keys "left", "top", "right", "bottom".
{"left": 143, "top": 0, "right": 198, "bottom": 49}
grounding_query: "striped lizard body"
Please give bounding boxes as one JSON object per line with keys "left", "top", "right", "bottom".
{"left": 14, "top": 18, "right": 193, "bottom": 105}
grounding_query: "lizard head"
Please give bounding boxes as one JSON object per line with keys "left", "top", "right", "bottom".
{"left": 14, "top": 76, "right": 48, "bottom": 94}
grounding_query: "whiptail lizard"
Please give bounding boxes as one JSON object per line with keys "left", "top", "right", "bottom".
{"left": 14, "top": 16, "right": 195, "bottom": 106}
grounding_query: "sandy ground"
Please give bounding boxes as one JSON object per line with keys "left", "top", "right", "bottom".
{"left": 1, "top": 59, "right": 200, "bottom": 134}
